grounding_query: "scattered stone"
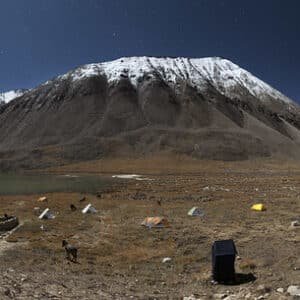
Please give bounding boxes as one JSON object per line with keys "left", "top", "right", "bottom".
{"left": 276, "top": 288, "right": 284, "bottom": 293}
{"left": 289, "top": 220, "right": 300, "bottom": 230}
{"left": 45, "top": 284, "right": 60, "bottom": 298}
{"left": 287, "top": 285, "right": 300, "bottom": 296}
{"left": 183, "top": 295, "right": 202, "bottom": 300}
{"left": 162, "top": 257, "right": 172, "bottom": 263}
{"left": 257, "top": 285, "right": 271, "bottom": 293}
{"left": 223, "top": 295, "right": 238, "bottom": 300}
{"left": 257, "top": 284, "right": 265, "bottom": 292}
{"left": 213, "top": 293, "right": 228, "bottom": 299}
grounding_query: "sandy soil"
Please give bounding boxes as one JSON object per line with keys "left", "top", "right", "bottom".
{"left": 0, "top": 158, "right": 299, "bottom": 299}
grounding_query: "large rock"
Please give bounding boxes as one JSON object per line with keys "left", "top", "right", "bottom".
{"left": 287, "top": 285, "right": 300, "bottom": 296}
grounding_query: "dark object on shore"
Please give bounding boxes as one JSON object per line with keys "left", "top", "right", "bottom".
{"left": 157, "top": 200, "right": 162, "bottom": 206}
{"left": 96, "top": 193, "right": 102, "bottom": 198}
{"left": 79, "top": 196, "right": 86, "bottom": 202}
{"left": 62, "top": 240, "right": 78, "bottom": 262}
{"left": 70, "top": 204, "right": 77, "bottom": 211}
{"left": 0, "top": 215, "right": 19, "bottom": 231}
{"left": 212, "top": 239, "right": 237, "bottom": 283}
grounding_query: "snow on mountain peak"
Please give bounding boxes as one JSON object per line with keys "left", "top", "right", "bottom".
{"left": 57, "top": 56, "right": 293, "bottom": 105}
{"left": 0, "top": 89, "right": 28, "bottom": 104}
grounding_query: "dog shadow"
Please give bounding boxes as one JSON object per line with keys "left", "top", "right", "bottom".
{"left": 66, "top": 258, "right": 81, "bottom": 265}
{"left": 223, "top": 273, "right": 256, "bottom": 285}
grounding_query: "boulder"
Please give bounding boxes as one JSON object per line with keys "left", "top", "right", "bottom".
{"left": 287, "top": 285, "right": 300, "bottom": 296}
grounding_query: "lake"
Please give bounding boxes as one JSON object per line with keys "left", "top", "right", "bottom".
{"left": 0, "top": 173, "right": 116, "bottom": 195}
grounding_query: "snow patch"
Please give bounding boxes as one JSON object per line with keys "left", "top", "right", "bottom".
{"left": 0, "top": 89, "right": 28, "bottom": 104}
{"left": 112, "top": 174, "right": 152, "bottom": 181}
{"left": 112, "top": 174, "right": 142, "bottom": 179}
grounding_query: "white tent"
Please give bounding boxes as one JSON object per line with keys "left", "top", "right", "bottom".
{"left": 187, "top": 207, "right": 204, "bottom": 217}
{"left": 82, "top": 204, "right": 97, "bottom": 214}
{"left": 38, "top": 208, "right": 55, "bottom": 220}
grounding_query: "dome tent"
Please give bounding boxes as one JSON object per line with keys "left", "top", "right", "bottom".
{"left": 187, "top": 207, "right": 204, "bottom": 217}
{"left": 38, "top": 208, "right": 55, "bottom": 220}
{"left": 82, "top": 204, "right": 97, "bottom": 214}
{"left": 141, "top": 217, "right": 169, "bottom": 228}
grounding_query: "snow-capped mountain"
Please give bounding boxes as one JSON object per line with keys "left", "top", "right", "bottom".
{"left": 0, "top": 89, "right": 28, "bottom": 105}
{"left": 58, "top": 56, "right": 294, "bottom": 105}
{"left": 0, "top": 56, "right": 299, "bottom": 170}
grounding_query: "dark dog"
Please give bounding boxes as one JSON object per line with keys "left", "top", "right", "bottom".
{"left": 70, "top": 204, "right": 77, "bottom": 211}
{"left": 62, "top": 240, "right": 78, "bottom": 262}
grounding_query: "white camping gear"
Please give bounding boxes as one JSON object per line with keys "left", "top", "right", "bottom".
{"left": 38, "top": 208, "right": 55, "bottom": 220}
{"left": 82, "top": 204, "right": 97, "bottom": 214}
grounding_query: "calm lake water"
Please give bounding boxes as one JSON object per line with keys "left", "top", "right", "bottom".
{"left": 0, "top": 173, "right": 115, "bottom": 195}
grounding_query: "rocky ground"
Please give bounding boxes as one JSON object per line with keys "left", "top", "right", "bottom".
{"left": 0, "top": 158, "right": 299, "bottom": 299}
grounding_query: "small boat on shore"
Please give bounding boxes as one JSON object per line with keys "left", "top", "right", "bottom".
{"left": 0, "top": 215, "right": 19, "bottom": 232}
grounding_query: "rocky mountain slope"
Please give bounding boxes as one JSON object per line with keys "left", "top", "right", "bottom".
{"left": 0, "top": 56, "right": 299, "bottom": 169}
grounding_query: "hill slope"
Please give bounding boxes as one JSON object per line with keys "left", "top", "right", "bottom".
{"left": 0, "top": 56, "right": 299, "bottom": 169}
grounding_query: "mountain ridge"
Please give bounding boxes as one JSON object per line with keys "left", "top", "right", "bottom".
{"left": 51, "top": 56, "right": 296, "bottom": 104}
{"left": 0, "top": 56, "right": 299, "bottom": 170}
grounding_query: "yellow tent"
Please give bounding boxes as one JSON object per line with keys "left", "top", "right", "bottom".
{"left": 251, "top": 203, "right": 266, "bottom": 211}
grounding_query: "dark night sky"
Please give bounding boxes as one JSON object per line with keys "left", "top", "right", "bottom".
{"left": 1, "top": 0, "right": 299, "bottom": 102}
